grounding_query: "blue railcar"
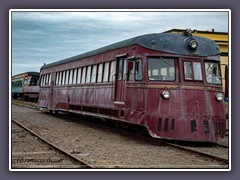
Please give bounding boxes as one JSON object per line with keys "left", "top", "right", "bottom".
{"left": 12, "top": 72, "right": 40, "bottom": 99}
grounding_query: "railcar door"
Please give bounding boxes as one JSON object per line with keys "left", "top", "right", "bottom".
{"left": 114, "top": 56, "right": 127, "bottom": 103}
{"left": 49, "top": 73, "right": 55, "bottom": 110}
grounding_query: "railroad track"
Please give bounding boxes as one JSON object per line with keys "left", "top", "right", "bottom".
{"left": 215, "top": 143, "right": 228, "bottom": 148}
{"left": 47, "top": 110, "right": 229, "bottom": 166}
{"left": 145, "top": 138, "right": 228, "bottom": 165}
{"left": 12, "top": 100, "right": 229, "bottom": 167}
{"left": 12, "top": 119, "right": 95, "bottom": 169}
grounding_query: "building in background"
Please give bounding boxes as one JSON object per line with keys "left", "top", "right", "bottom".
{"left": 164, "top": 29, "right": 229, "bottom": 98}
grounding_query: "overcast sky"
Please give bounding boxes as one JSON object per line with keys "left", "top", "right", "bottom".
{"left": 11, "top": 10, "right": 229, "bottom": 75}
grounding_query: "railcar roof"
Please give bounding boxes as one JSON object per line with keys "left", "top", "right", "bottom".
{"left": 41, "top": 33, "right": 220, "bottom": 70}
{"left": 12, "top": 71, "right": 40, "bottom": 78}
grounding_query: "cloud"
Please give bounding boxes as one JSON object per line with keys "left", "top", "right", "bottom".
{"left": 11, "top": 10, "right": 229, "bottom": 75}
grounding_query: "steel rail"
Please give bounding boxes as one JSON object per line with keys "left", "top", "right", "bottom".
{"left": 12, "top": 119, "right": 95, "bottom": 169}
{"left": 154, "top": 139, "right": 229, "bottom": 165}
{"left": 57, "top": 112, "right": 229, "bottom": 165}
{"left": 215, "top": 143, "right": 228, "bottom": 148}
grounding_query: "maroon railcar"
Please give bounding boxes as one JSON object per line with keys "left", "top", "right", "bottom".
{"left": 23, "top": 85, "right": 39, "bottom": 101}
{"left": 38, "top": 32, "right": 225, "bottom": 142}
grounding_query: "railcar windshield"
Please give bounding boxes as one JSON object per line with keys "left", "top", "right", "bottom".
{"left": 148, "top": 57, "right": 175, "bottom": 81}
{"left": 12, "top": 79, "right": 23, "bottom": 87}
{"left": 205, "top": 61, "right": 222, "bottom": 85}
{"left": 183, "top": 61, "right": 202, "bottom": 81}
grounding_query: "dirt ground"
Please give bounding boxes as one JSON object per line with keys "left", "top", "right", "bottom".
{"left": 11, "top": 104, "right": 229, "bottom": 169}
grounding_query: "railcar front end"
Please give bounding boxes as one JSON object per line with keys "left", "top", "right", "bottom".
{"left": 135, "top": 56, "right": 226, "bottom": 142}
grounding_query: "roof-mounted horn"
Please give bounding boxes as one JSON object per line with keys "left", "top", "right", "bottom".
{"left": 183, "top": 29, "right": 193, "bottom": 37}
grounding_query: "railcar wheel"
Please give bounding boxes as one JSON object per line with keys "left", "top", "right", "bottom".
{"left": 121, "top": 122, "right": 130, "bottom": 129}
{"left": 132, "top": 126, "right": 145, "bottom": 136}
{"left": 23, "top": 95, "right": 29, "bottom": 101}
{"left": 114, "top": 122, "right": 124, "bottom": 131}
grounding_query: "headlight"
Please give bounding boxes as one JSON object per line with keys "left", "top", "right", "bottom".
{"left": 162, "top": 91, "right": 170, "bottom": 99}
{"left": 187, "top": 39, "right": 198, "bottom": 51}
{"left": 216, "top": 93, "right": 223, "bottom": 101}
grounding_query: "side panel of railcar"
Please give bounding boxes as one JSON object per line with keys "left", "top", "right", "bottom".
{"left": 38, "top": 45, "right": 138, "bottom": 120}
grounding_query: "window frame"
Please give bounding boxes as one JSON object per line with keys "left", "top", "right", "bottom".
{"left": 48, "top": 73, "right": 52, "bottom": 85}
{"left": 65, "top": 70, "right": 69, "bottom": 85}
{"left": 81, "top": 67, "right": 86, "bottom": 84}
{"left": 109, "top": 60, "right": 116, "bottom": 82}
{"left": 183, "top": 60, "right": 203, "bottom": 81}
{"left": 91, "top": 65, "right": 97, "bottom": 83}
{"left": 97, "top": 63, "right": 103, "bottom": 83}
{"left": 73, "top": 68, "right": 77, "bottom": 85}
{"left": 147, "top": 57, "right": 176, "bottom": 82}
{"left": 128, "top": 60, "right": 136, "bottom": 81}
{"left": 86, "top": 66, "right": 92, "bottom": 83}
{"left": 69, "top": 69, "right": 73, "bottom": 85}
{"left": 56, "top": 72, "right": 59, "bottom": 85}
{"left": 103, "top": 62, "right": 110, "bottom": 82}
{"left": 77, "top": 68, "right": 81, "bottom": 84}
{"left": 204, "top": 60, "right": 222, "bottom": 85}
{"left": 62, "top": 71, "right": 66, "bottom": 85}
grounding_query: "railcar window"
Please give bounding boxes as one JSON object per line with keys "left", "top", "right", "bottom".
{"left": 118, "top": 59, "right": 123, "bottom": 80}
{"left": 205, "top": 61, "right": 222, "bottom": 85}
{"left": 45, "top": 74, "right": 49, "bottom": 86}
{"left": 184, "top": 62, "right": 192, "bottom": 80}
{"left": 91, "top": 65, "right": 97, "bottom": 83}
{"left": 59, "top": 72, "right": 62, "bottom": 85}
{"left": 129, "top": 61, "right": 135, "bottom": 81}
{"left": 73, "top": 69, "right": 77, "bottom": 84}
{"left": 193, "top": 62, "right": 202, "bottom": 80}
{"left": 43, "top": 75, "right": 46, "bottom": 86}
{"left": 58, "top": 72, "right": 60, "bottom": 85}
{"left": 184, "top": 61, "right": 203, "bottom": 81}
{"left": 46, "top": 74, "right": 48, "bottom": 85}
{"left": 148, "top": 58, "right": 175, "bottom": 81}
{"left": 56, "top": 72, "right": 59, "bottom": 85}
{"left": 65, "top": 70, "right": 69, "bottom": 85}
{"left": 136, "top": 59, "right": 143, "bottom": 81}
{"left": 97, "top": 64, "right": 103, "bottom": 83}
{"left": 58, "top": 72, "right": 61, "bottom": 85}
{"left": 103, "top": 62, "right": 110, "bottom": 82}
{"left": 48, "top": 74, "right": 51, "bottom": 85}
{"left": 40, "top": 76, "right": 43, "bottom": 86}
{"left": 16, "top": 80, "right": 22, "bottom": 87}
{"left": 81, "top": 67, "right": 86, "bottom": 84}
{"left": 109, "top": 61, "right": 116, "bottom": 82}
{"left": 77, "top": 68, "right": 81, "bottom": 84}
{"left": 30, "top": 77, "right": 38, "bottom": 86}
{"left": 43, "top": 75, "right": 45, "bottom": 86}
{"left": 123, "top": 60, "right": 127, "bottom": 80}
{"left": 69, "top": 69, "right": 73, "bottom": 85}
{"left": 62, "top": 71, "right": 66, "bottom": 85}
{"left": 42, "top": 75, "right": 45, "bottom": 86}
{"left": 47, "top": 74, "right": 50, "bottom": 85}
{"left": 49, "top": 74, "right": 52, "bottom": 85}
{"left": 41, "top": 75, "right": 44, "bottom": 86}
{"left": 44, "top": 74, "right": 48, "bottom": 86}
{"left": 86, "top": 66, "right": 92, "bottom": 83}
